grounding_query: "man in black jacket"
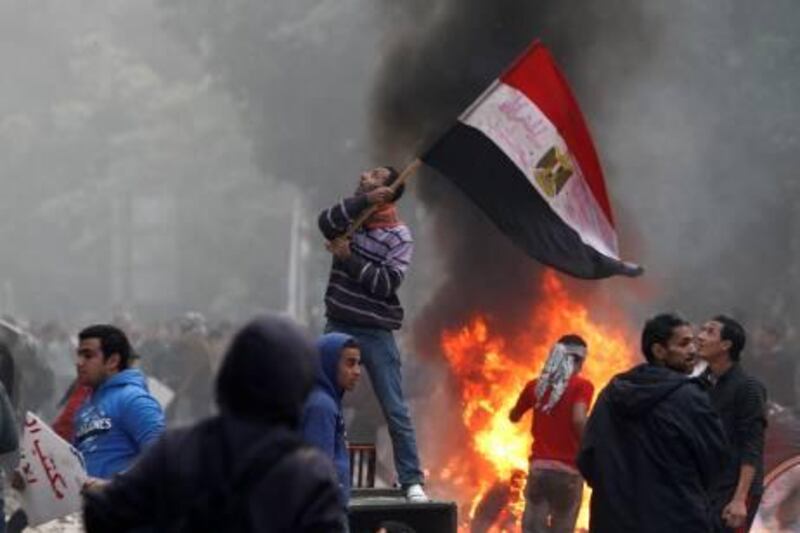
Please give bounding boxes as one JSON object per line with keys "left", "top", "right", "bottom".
{"left": 82, "top": 314, "right": 345, "bottom": 533}
{"left": 698, "top": 315, "right": 767, "bottom": 532}
{"left": 577, "top": 313, "right": 728, "bottom": 533}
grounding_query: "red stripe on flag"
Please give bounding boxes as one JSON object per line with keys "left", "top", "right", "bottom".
{"left": 500, "top": 41, "right": 615, "bottom": 227}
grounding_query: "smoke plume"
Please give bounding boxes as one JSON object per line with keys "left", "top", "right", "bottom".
{"left": 369, "top": 0, "right": 800, "bottom": 348}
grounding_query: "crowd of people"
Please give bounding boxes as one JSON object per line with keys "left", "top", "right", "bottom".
{"left": 0, "top": 166, "right": 793, "bottom": 533}
{"left": 0, "top": 314, "right": 234, "bottom": 426}
{"left": 0, "top": 166, "right": 427, "bottom": 532}
{"left": 505, "top": 314, "right": 772, "bottom": 533}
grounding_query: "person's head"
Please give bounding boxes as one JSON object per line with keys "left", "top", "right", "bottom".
{"left": 357, "top": 166, "right": 404, "bottom": 201}
{"left": 40, "top": 321, "right": 64, "bottom": 341}
{"left": 316, "top": 333, "right": 361, "bottom": 395}
{"left": 208, "top": 320, "right": 235, "bottom": 369}
{"left": 112, "top": 311, "right": 135, "bottom": 333}
{"left": 556, "top": 333, "right": 588, "bottom": 371}
{"left": 697, "top": 315, "right": 746, "bottom": 364}
{"left": 641, "top": 313, "right": 696, "bottom": 374}
{"left": 755, "top": 323, "right": 783, "bottom": 355}
{"left": 533, "top": 334, "right": 588, "bottom": 413}
{"left": 337, "top": 340, "right": 361, "bottom": 392}
{"left": 179, "top": 311, "right": 207, "bottom": 338}
{"left": 76, "top": 324, "right": 132, "bottom": 388}
{"left": 215, "top": 314, "right": 317, "bottom": 426}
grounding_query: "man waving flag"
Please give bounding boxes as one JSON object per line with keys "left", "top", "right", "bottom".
{"left": 422, "top": 40, "right": 642, "bottom": 279}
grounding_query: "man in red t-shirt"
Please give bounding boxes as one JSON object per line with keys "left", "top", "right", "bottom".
{"left": 510, "top": 334, "right": 594, "bottom": 533}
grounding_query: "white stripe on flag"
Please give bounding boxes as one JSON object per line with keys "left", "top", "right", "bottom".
{"left": 459, "top": 82, "right": 619, "bottom": 259}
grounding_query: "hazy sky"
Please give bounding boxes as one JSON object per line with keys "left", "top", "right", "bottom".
{"left": 2, "top": 0, "right": 798, "bottom": 336}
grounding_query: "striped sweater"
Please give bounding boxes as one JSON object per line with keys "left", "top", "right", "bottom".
{"left": 318, "top": 195, "right": 412, "bottom": 330}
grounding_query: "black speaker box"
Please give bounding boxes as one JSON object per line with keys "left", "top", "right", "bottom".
{"left": 348, "top": 492, "right": 457, "bottom": 533}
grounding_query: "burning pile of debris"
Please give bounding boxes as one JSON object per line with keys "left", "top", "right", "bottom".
{"left": 424, "top": 271, "right": 637, "bottom": 530}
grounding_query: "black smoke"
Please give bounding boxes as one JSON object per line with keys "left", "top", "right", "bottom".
{"left": 369, "top": 0, "right": 800, "bottom": 349}
{"left": 369, "top": 1, "right": 659, "bottom": 353}
{"left": 155, "top": 0, "right": 800, "bottom": 346}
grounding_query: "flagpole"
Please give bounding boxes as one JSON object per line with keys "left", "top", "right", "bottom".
{"left": 343, "top": 158, "right": 422, "bottom": 239}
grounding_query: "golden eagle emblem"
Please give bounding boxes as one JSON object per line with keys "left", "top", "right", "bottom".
{"left": 533, "top": 146, "right": 573, "bottom": 197}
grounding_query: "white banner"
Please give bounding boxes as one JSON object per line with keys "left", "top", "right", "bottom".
{"left": 147, "top": 376, "right": 175, "bottom": 409}
{"left": 17, "top": 412, "right": 87, "bottom": 527}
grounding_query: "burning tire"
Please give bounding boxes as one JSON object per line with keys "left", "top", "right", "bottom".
{"left": 753, "top": 404, "right": 800, "bottom": 532}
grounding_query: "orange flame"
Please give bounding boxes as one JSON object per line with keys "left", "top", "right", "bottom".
{"left": 436, "top": 270, "right": 638, "bottom": 531}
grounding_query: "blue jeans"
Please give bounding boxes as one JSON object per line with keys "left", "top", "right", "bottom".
{"left": 326, "top": 321, "right": 424, "bottom": 486}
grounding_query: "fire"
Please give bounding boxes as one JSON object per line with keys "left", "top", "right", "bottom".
{"left": 437, "top": 270, "right": 638, "bottom": 531}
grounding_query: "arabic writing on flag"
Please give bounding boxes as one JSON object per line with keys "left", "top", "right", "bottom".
{"left": 422, "top": 40, "right": 641, "bottom": 279}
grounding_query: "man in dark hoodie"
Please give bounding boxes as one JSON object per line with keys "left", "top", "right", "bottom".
{"left": 82, "top": 314, "right": 346, "bottom": 533}
{"left": 577, "top": 313, "right": 728, "bottom": 533}
{"left": 302, "top": 332, "right": 362, "bottom": 504}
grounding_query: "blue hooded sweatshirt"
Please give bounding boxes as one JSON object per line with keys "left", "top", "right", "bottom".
{"left": 74, "top": 368, "right": 166, "bottom": 479}
{"left": 301, "top": 333, "right": 353, "bottom": 503}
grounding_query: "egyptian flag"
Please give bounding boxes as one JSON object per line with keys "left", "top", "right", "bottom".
{"left": 422, "top": 40, "right": 641, "bottom": 279}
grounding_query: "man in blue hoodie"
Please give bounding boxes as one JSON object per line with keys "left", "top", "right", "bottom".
{"left": 82, "top": 314, "right": 346, "bottom": 532}
{"left": 73, "top": 324, "right": 165, "bottom": 480}
{"left": 302, "top": 333, "right": 362, "bottom": 504}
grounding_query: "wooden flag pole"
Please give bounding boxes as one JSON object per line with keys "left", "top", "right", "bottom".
{"left": 343, "top": 158, "right": 423, "bottom": 239}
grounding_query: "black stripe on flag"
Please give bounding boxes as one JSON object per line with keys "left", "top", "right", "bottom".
{"left": 423, "top": 123, "right": 631, "bottom": 279}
